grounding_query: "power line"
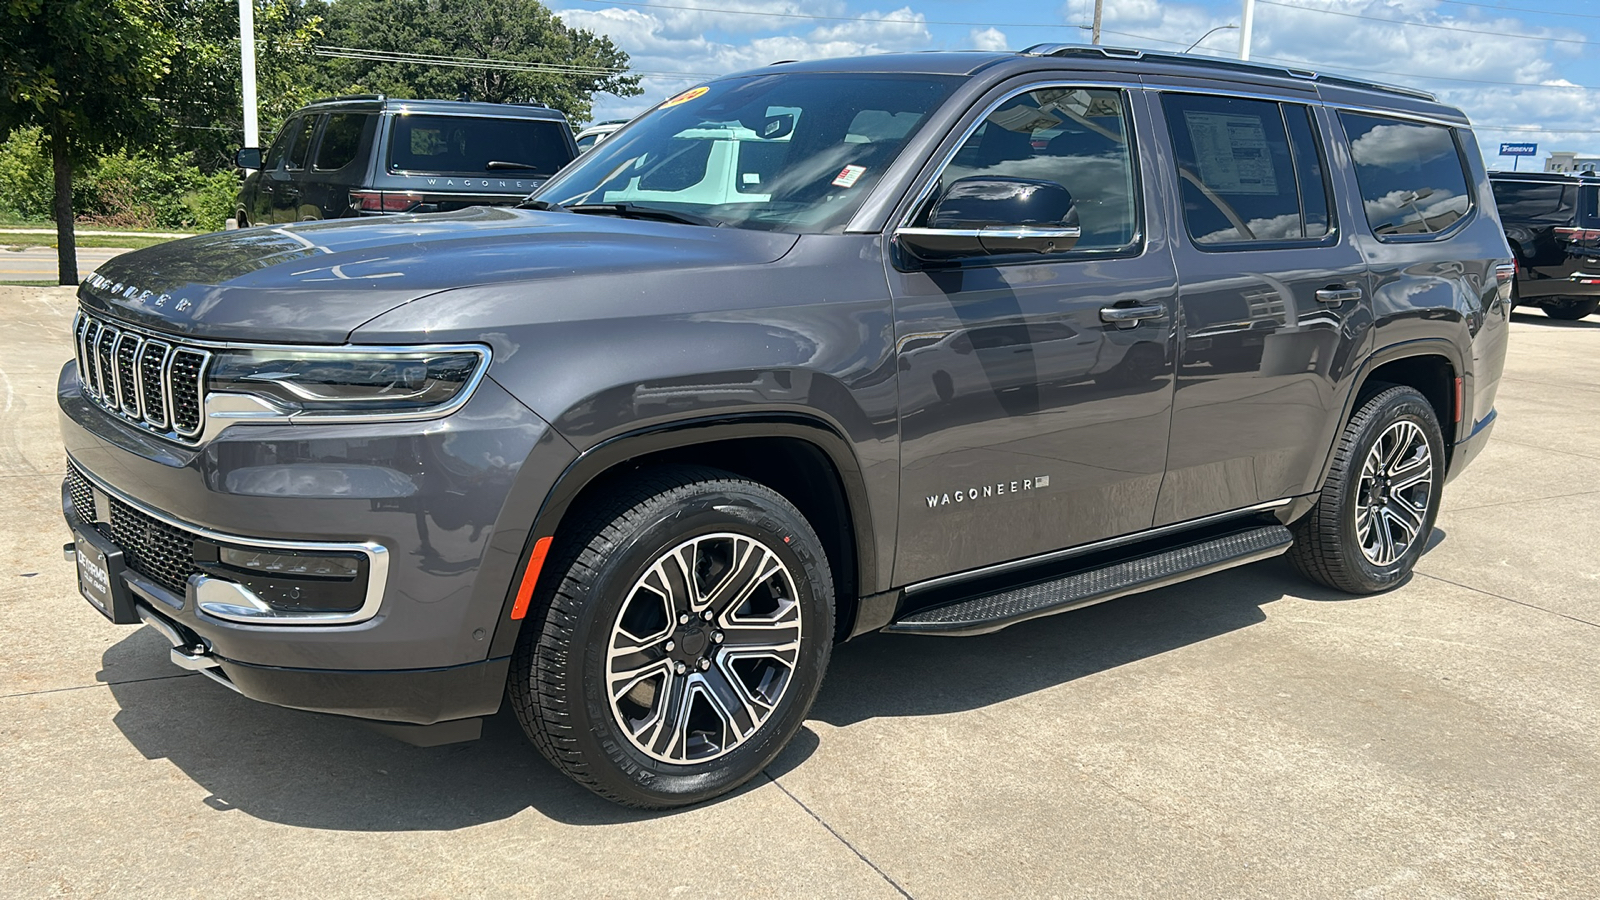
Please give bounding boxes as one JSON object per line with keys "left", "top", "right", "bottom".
{"left": 1427, "top": 0, "right": 1600, "bottom": 22}
{"left": 311, "top": 45, "right": 718, "bottom": 78}
{"left": 1257, "top": 0, "right": 1597, "bottom": 46}
{"left": 569, "top": 0, "right": 1077, "bottom": 30}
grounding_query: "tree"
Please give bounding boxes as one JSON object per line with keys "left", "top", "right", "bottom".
{"left": 320, "top": 0, "right": 640, "bottom": 125}
{"left": 158, "top": 0, "right": 324, "bottom": 169}
{"left": 0, "top": 0, "right": 174, "bottom": 283}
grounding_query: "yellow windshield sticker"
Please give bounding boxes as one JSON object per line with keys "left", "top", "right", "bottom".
{"left": 661, "top": 86, "right": 710, "bottom": 108}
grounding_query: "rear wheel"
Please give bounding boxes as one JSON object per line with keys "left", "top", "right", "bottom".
{"left": 508, "top": 466, "right": 834, "bottom": 808}
{"left": 1290, "top": 385, "right": 1444, "bottom": 594}
{"left": 1543, "top": 297, "right": 1599, "bottom": 320}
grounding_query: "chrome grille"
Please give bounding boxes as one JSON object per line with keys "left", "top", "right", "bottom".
{"left": 74, "top": 311, "right": 210, "bottom": 443}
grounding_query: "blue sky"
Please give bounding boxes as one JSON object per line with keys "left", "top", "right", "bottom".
{"left": 550, "top": 0, "right": 1600, "bottom": 168}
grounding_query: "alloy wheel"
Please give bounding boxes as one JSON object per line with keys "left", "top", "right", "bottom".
{"left": 605, "top": 532, "right": 803, "bottom": 764}
{"left": 1354, "top": 419, "right": 1434, "bottom": 566}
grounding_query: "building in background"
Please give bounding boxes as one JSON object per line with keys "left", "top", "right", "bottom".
{"left": 1546, "top": 151, "right": 1600, "bottom": 174}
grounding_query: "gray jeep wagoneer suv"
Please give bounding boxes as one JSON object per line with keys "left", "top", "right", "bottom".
{"left": 61, "top": 46, "right": 1511, "bottom": 808}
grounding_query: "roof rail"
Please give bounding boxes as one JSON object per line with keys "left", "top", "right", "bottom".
{"left": 1017, "top": 43, "right": 1436, "bottom": 102}
{"left": 311, "top": 92, "right": 386, "bottom": 104}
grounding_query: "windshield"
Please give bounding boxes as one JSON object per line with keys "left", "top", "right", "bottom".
{"left": 532, "top": 73, "right": 962, "bottom": 233}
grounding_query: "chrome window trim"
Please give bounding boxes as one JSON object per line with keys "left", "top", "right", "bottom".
{"left": 890, "top": 79, "right": 1147, "bottom": 254}
{"left": 69, "top": 455, "right": 391, "bottom": 628}
{"left": 903, "top": 498, "right": 1296, "bottom": 595}
{"left": 1325, "top": 101, "right": 1470, "bottom": 131}
{"left": 72, "top": 308, "right": 492, "bottom": 446}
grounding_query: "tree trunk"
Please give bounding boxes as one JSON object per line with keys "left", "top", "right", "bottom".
{"left": 50, "top": 131, "right": 78, "bottom": 286}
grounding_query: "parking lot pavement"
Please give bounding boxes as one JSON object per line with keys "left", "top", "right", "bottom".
{"left": 2, "top": 287, "right": 1596, "bottom": 899}
{"left": 0, "top": 247, "right": 130, "bottom": 282}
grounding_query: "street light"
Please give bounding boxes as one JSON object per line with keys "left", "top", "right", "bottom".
{"left": 1184, "top": 24, "right": 1240, "bottom": 54}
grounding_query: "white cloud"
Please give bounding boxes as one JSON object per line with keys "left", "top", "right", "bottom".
{"left": 969, "top": 27, "right": 1008, "bottom": 52}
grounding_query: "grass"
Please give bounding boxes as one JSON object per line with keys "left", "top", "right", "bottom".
{"left": 0, "top": 232, "right": 181, "bottom": 250}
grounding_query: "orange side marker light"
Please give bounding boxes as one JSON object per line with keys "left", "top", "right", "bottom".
{"left": 510, "top": 536, "right": 554, "bottom": 620}
{"left": 1454, "top": 376, "right": 1464, "bottom": 423}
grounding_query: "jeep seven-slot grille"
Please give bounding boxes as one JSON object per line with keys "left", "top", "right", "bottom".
{"left": 68, "top": 462, "right": 199, "bottom": 596}
{"left": 74, "top": 310, "right": 210, "bottom": 442}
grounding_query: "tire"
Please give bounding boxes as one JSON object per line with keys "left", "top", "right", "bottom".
{"left": 508, "top": 466, "right": 834, "bottom": 808}
{"left": 1543, "top": 297, "right": 1599, "bottom": 320}
{"left": 1289, "top": 385, "right": 1445, "bottom": 594}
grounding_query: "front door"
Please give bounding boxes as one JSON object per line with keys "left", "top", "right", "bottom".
{"left": 1152, "top": 92, "right": 1371, "bottom": 524}
{"left": 887, "top": 84, "right": 1180, "bottom": 586}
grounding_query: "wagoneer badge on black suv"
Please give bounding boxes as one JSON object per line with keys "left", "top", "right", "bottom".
{"left": 62, "top": 46, "right": 1511, "bottom": 808}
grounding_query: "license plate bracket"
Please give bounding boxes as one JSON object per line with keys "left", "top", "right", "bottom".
{"left": 73, "top": 526, "right": 139, "bottom": 624}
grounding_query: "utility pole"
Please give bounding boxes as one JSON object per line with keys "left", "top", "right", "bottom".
{"left": 1091, "top": 0, "right": 1103, "bottom": 45}
{"left": 1239, "top": 0, "right": 1255, "bottom": 60}
{"left": 239, "top": 0, "right": 259, "bottom": 147}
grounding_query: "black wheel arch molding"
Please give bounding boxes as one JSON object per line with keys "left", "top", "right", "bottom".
{"left": 485, "top": 413, "right": 881, "bottom": 658}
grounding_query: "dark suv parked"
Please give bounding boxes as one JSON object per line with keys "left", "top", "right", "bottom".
{"left": 1489, "top": 170, "right": 1600, "bottom": 319}
{"left": 232, "top": 95, "right": 577, "bottom": 225}
{"left": 62, "top": 46, "right": 1510, "bottom": 809}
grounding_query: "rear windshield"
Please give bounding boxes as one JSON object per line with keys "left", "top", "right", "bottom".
{"left": 1491, "top": 180, "right": 1575, "bottom": 220}
{"left": 388, "top": 114, "right": 574, "bottom": 176}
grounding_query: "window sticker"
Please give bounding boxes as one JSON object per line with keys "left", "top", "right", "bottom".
{"left": 832, "top": 164, "right": 867, "bottom": 188}
{"left": 1183, "top": 110, "right": 1279, "bottom": 195}
{"left": 661, "top": 86, "right": 710, "bottom": 109}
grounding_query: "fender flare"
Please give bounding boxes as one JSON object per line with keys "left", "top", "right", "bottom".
{"left": 487, "top": 413, "right": 879, "bottom": 657}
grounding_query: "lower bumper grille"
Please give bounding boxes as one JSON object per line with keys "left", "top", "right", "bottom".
{"left": 67, "top": 462, "right": 198, "bottom": 596}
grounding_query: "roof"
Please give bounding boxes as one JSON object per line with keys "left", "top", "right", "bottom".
{"left": 301, "top": 95, "right": 570, "bottom": 121}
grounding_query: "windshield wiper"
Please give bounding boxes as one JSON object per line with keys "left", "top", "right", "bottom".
{"left": 565, "top": 202, "right": 719, "bottom": 227}
{"left": 516, "top": 198, "right": 568, "bottom": 211}
{"left": 485, "top": 160, "right": 545, "bottom": 171}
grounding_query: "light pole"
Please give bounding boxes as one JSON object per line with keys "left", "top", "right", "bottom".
{"left": 1091, "top": 0, "right": 1103, "bottom": 45}
{"left": 1184, "top": 24, "right": 1239, "bottom": 54}
{"left": 1240, "top": 0, "right": 1255, "bottom": 60}
{"left": 240, "top": 0, "right": 259, "bottom": 148}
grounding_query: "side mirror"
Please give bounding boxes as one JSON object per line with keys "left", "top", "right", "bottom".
{"left": 234, "top": 147, "right": 263, "bottom": 170}
{"left": 897, "top": 176, "right": 1081, "bottom": 261}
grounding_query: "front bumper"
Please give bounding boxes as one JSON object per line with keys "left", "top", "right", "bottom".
{"left": 58, "top": 358, "right": 575, "bottom": 722}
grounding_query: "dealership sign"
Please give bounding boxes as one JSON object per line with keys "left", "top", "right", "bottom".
{"left": 1499, "top": 143, "right": 1538, "bottom": 156}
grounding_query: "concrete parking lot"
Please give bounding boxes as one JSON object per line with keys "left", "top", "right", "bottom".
{"left": 2, "top": 284, "right": 1596, "bottom": 899}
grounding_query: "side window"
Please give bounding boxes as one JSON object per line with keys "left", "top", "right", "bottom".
{"left": 286, "top": 115, "right": 319, "bottom": 171}
{"left": 314, "top": 114, "right": 369, "bottom": 171}
{"left": 263, "top": 120, "right": 296, "bottom": 170}
{"left": 1340, "top": 112, "right": 1472, "bottom": 238}
{"left": 930, "top": 87, "right": 1138, "bottom": 252}
{"left": 1161, "top": 93, "right": 1332, "bottom": 246}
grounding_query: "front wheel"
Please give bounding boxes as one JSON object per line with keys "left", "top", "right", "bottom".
{"left": 1290, "top": 385, "right": 1445, "bottom": 594}
{"left": 1543, "top": 297, "right": 1599, "bottom": 320}
{"left": 508, "top": 466, "right": 834, "bottom": 808}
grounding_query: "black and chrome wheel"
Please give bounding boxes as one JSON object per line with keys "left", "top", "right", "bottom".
{"left": 508, "top": 466, "right": 833, "bottom": 808}
{"left": 1290, "top": 385, "right": 1445, "bottom": 593}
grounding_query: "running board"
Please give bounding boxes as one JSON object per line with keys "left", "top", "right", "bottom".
{"left": 884, "top": 525, "right": 1294, "bottom": 637}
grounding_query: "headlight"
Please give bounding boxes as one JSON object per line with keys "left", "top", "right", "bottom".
{"left": 207, "top": 346, "right": 488, "bottom": 415}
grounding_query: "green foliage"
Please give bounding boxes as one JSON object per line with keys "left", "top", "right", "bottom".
{"left": 319, "top": 0, "right": 642, "bottom": 124}
{"left": 0, "top": 126, "right": 238, "bottom": 230}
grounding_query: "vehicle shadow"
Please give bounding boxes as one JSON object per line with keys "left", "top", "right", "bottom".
{"left": 101, "top": 554, "right": 1361, "bottom": 830}
{"left": 1510, "top": 310, "right": 1600, "bottom": 328}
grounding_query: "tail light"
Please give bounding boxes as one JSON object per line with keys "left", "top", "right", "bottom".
{"left": 348, "top": 190, "right": 423, "bottom": 213}
{"left": 1554, "top": 226, "right": 1600, "bottom": 242}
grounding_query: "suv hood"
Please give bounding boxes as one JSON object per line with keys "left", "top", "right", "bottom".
{"left": 78, "top": 207, "right": 800, "bottom": 344}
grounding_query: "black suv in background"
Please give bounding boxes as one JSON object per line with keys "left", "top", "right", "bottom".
{"left": 65, "top": 47, "right": 1509, "bottom": 809}
{"left": 1490, "top": 170, "right": 1600, "bottom": 319}
{"left": 233, "top": 96, "right": 577, "bottom": 225}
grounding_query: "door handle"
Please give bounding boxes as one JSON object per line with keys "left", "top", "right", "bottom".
{"left": 1315, "top": 286, "right": 1363, "bottom": 304}
{"left": 1100, "top": 304, "right": 1166, "bottom": 325}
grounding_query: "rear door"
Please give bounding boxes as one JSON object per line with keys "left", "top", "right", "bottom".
{"left": 272, "top": 114, "right": 321, "bottom": 222}
{"left": 887, "top": 81, "right": 1181, "bottom": 585}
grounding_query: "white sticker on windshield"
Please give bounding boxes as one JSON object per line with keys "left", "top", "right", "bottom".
{"left": 1183, "top": 110, "right": 1278, "bottom": 195}
{"left": 832, "top": 164, "right": 867, "bottom": 188}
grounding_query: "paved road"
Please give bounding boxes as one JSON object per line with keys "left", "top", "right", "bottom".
{"left": 2, "top": 286, "right": 1597, "bottom": 898}
{"left": 0, "top": 247, "right": 130, "bottom": 281}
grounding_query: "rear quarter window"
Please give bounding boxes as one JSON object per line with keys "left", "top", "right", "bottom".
{"left": 1340, "top": 112, "right": 1473, "bottom": 239}
{"left": 388, "top": 115, "right": 574, "bottom": 176}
